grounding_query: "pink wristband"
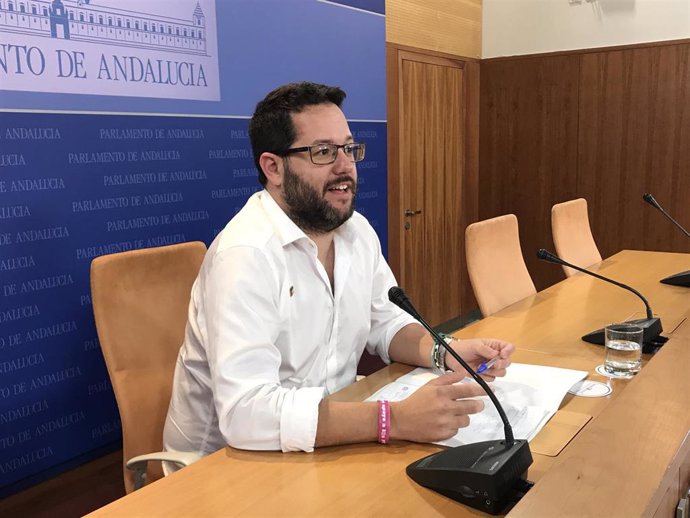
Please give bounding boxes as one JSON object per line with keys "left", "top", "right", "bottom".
{"left": 378, "top": 400, "right": 390, "bottom": 444}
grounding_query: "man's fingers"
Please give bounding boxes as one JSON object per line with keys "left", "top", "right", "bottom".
{"left": 499, "top": 342, "right": 516, "bottom": 357}
{"left": 442, "top": 380, "right": 487, "bottom": 401}
{"left": 451, "top": 397, "right": 485, "bottom": 415}
{"left": 429, "top": 370, "right": 466, "bottom": 386}
{"left": 481, "top": 358, "right": 511, "bottom": 379}
{"left": 490, "top": 358, "right": 511, "bottom": 371}
{"left": 452, "top": 415, "right": 471, "bottom": 429}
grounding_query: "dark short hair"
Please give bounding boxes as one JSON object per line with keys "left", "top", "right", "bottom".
{"left": 249, "top": 82, "right": 346, "bottom": 186}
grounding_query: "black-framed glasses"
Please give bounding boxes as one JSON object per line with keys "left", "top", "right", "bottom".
{"left": 282, "top": 142, "right": 366, "bottom": 165}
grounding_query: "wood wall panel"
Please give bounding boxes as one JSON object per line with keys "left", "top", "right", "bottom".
{"left": 386, "top": 0, "right": 481, "bottom": 59}
{"left": 579, "top": 45, "right": 690, "bottom": 259}
{"left": 480, "top": 56, "right": 580, "bottom": 290}
{"left": 481, "top": 41, "right": 690, "bottom": 292}
{"left": 462, "top": 60, "right": 480, "bottom": 311}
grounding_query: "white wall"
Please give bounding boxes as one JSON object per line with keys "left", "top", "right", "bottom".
{"left": 483, "top": 0, "right": 690, "bottom": 58}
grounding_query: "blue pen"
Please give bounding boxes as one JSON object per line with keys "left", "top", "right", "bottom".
{"left": 476, "top": 357, "right": 499, "bottom": 374}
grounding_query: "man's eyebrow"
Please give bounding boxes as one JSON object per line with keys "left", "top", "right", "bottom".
{"left": 308, "top": 136, "right": 355, "bottom": 145}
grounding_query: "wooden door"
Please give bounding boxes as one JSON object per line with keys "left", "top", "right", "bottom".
{"left": 388, "top": 47, "right": 478, "bottom": 326}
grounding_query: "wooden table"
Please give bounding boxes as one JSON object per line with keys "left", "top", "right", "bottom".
{"left": 87, "top": 250, "right": 690, "bottom": 517}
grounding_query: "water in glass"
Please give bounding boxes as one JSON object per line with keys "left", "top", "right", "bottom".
{"left": 604, "top": 339, "right": 641, "bottom": 377}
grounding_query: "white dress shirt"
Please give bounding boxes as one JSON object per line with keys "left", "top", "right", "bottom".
{"left": 163, "top": 190, "right": 416, "bottom": 462}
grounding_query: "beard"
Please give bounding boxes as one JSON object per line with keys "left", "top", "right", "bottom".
{"left": 282, "top": 161, "right": 357, "bottom": 234}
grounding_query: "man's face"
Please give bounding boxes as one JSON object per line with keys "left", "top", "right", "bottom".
{"left": 281, "top": 103, "right": 358, "bottom": 234}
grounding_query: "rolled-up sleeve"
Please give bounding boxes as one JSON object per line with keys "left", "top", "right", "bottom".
{"left": 279, "top": 386, "right": 325, "bottom": 452}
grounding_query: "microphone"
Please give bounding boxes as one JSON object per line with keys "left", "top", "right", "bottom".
{"left": 643, "top": 193, "right": 690, "bottom": 287}
{"left": 388, "top": 287, "right": 533, "bottom": 515}
{"left": 389, "top": 287, "right": 515, "bottom": 443}
{"left": 643, "top": 193, "right": 690, "bottom": 238}
{"left": 536, "top": 249, "right": 667, "bottom": 353}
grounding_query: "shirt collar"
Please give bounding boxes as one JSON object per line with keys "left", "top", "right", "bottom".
{"left": 259, "top": 189, "right": 357, "bottom": 247}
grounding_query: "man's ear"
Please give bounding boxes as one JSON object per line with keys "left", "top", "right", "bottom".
{"left": 259, "top": 152, "right": 283, "bottom": 187}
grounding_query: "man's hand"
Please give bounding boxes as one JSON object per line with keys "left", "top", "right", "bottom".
{"left": 446, "top": 338, "right": 515, "bottom": 381}
{"left": 390, "top": 371, "right": 485, "bottom": 443}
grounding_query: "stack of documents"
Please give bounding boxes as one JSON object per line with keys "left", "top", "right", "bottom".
{"left": 366, "top": 364, "right": 587, "bottom": 447}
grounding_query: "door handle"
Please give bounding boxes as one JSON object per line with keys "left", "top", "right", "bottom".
{"left": 404, "top": 209, "right": 422, "bottom": 217}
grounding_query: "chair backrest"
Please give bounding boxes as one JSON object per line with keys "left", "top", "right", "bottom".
{"left": 465, "top": 214, "right": 536, "bottom": 317}
{"left": 90, "top": 241, "right": 207, "bottom": 493}
{"left": 551, "top": 198, "right": 602, "bottom": 277}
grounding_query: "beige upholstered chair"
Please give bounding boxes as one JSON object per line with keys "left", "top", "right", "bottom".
{"left": 551, "top": 198, "right": 602, "bottom": 277}
{"left": 90, "top": 241, "right": 207, "bottom": 493}
{"left": 465, "top": 214, "right": 537, "bottom": 317}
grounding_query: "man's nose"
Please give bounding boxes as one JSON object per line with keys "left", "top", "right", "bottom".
{"left": 332, "top": 147, "right": 355, "bottom": 172}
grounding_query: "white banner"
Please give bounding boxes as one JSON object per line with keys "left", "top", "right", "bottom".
{"left": 0, "top": 0, "right": 219, "bottom": 101}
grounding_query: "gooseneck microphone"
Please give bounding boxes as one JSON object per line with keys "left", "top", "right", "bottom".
{"left": 537, "top": 249, "right": 653, "bottom": 319}
{"left": 643, "top": 193, "right": 690, "bottom": 238}
{"left": 389, "top": 287, "right": 514, "bottom": 444}
{"left": 388, "top": 287, "right": 533, "bottom": 515}
{"left": 536, "top": 249, "right": 666, "bottom": 352}
{"left": 643, "top": 193, "right": 690, "bottom": 287}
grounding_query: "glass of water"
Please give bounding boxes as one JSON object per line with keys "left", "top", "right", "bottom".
{"left": 604, "top": 323, "right": 643, "bottom": 378}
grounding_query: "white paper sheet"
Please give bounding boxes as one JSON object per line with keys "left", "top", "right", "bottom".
{"left": 366, "top": 363, "right": 587, "bottom": 447}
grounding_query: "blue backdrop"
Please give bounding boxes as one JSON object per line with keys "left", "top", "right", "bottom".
{"left": 0, "top": 0, "right": 386, "bottom": 495}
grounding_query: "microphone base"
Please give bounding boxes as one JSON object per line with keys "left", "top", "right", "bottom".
{"left": 406, "top": 439, "right": 533, "bottom": 515}
{"left": 581, "top": 317, "right": 667, "bottom": 353}
{"left": 660, "top": 270, "right": 690, "bottom": 287}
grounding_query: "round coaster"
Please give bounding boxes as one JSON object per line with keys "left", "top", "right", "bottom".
{"left": 595, "top": 364, "right": 634, "bottom": 380}
{"left": 568, "top": 379, "right": 612, "bottom": 397}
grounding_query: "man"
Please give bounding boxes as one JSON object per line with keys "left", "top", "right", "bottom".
{"left": 163, "top": 82, "right": 514, "bottom": 463}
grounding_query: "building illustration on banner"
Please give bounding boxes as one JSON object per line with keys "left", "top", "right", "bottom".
{"left": 0, "top": 0, "right": 207, "bottom": 54}
{"left": 0, "top": 0, "right": 219, "bottom": 100}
